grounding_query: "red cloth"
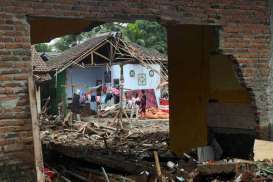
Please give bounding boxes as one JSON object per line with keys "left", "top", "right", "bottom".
{"left": 159, "top": 99, "right": 169, "bottom": 113}
{"left": 43, "top": 168, "right": 56, "bottom": 181}
{"left": 111, "top": 88, "right": 120, "bottom": 95}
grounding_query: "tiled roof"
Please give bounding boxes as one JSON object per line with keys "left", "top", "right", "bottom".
{"left": 31, "top": 46, "right": 52, "bottom": 82}
{"left": 46, "top": 33, "right": 111, "bottom": 70}
{"left": 46, "top": 32, "right": 167, "bottom": 72}
{"left": 126, "top": 42, "right": 167, "bottom": 62}
{"left": 31, "top": 46, "right": 51, "bottom": 73}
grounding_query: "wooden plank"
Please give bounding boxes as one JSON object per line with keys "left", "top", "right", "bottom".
{"left": 28, "top": 74, "right": 45, "bottom": 182}
{"left": 153, "top": 151, "right": 162, "bottom": 177}
{"left": 45, "top": 143, "right": 154, "bottom": 174}
{"left": 168, "top": 25, "right": 211, "bottom": 155}
{"left": 36, "top": 86, "right": 41, "bottom": 114}
{"left": 93, "top": 51, "right": 111, "bottom": 62}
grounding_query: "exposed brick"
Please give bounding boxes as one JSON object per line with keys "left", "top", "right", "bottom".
{"left": 0, "top": 0, "right": 272, "bottom": 178}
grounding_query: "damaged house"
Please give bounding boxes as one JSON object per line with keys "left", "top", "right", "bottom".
{"left": 42, "top": 33, "right": 168, "bottom": 115}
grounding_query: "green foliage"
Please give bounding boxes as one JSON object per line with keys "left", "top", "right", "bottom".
{"left": 54, "top": 34, "right": 83, "bottom": 51}
{"left": 84, "top": 20, "right": 167, "bottom": 54}
{"left": 35, "top": 43, "right": 52, "bottom": 52}
{"left": 40, "top": 20, "right": 167, "bottom": 55}
{"left": 124, "top": 20, "right": 167, "bottom": 54}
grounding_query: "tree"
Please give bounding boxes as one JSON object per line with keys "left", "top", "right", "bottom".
{"left": 54, "top": 34, "right": 83, "bottom": 51}
{"left": 123, "top": 20, "right": 167, "bottom": 54}
{"left": 84, "top": 21, "right": 167, "bottom": 54}
{"left": 50, "top": 20, "right": 167, "bottom": 55}
{"left": 35, "top": 43, "right": 52, "bottom": 52}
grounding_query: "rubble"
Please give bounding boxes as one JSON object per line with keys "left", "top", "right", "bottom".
{"left": 40, "top": 116, "right": 273, "bottom": 181}
{"left": 41, "top": 117, "right": 169, "bottom": 159}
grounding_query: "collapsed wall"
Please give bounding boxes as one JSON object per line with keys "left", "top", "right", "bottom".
{"left": 0, "top": 0, "right": 272, "bottom": 179}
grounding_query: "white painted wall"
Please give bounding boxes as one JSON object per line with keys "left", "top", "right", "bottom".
{"left": 66, "top": 66, "right": 106, "bottom": 98}
{"left": 111, "top": 64, "right": 161, "bottom": 104}
{"left": 65, "top": 64, "right": 161, "bottom": 105}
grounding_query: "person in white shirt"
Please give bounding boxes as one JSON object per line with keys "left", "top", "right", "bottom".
{"left": 130, "top": 92, "right": 140, "bottom": 120}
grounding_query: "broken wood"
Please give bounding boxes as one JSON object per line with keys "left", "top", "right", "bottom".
{"left": 41, "top": 96, "right": 50, "bottom": 114}
{"left": 101, "top": 167, "right": 110, "bottom": 182}
{"left": 44, "top": 143, "right": 154, "bottom": 174}
{"left": 73, "top": 122, "right": 105, "bottom": 136}
{"left": 60, "top": 176, "right": 72, "bottom": 182}
{"left": 64, "top": 169, "right": 88, "bottom": 181}
{"left": 28, "top": 74, "right": 45, "bottom": 182}
{"left": 63, "top": 111, "right": 72, "bottom": 126}
{"left": 153, "top": 151, "right": 162, "bottom": 178}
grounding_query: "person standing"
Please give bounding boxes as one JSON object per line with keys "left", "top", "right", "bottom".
{"left": 90, "top": 89, "right": 97, "bottom": 113}
{"left": 130, "top": 92, "right": 140, "bottom": 120}
{"left": 71, "top": 89, "right": 81, "bottom": 121}
{"left": 140, "top": 90, "right": 147, "bottom": 119}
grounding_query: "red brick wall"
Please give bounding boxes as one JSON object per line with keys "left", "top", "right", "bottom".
{"left": 0, "top": 12, "right": 34, "bottom": 178}
{"left": 0, "top": 0, "right": 271, "bottom": 177}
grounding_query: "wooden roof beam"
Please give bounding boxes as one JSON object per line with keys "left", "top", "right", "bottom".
{"left": 93, "top": 51, "right": 111, "bottom": 62}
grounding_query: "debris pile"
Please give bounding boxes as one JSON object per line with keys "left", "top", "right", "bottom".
{"left": 41, "top": 117, "right": 169, "bottom": 159}
{"left": 40, "top": 117, "right": 273, "bottom": 181}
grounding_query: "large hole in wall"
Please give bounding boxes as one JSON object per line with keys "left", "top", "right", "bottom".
{"left": 29, "top": 17, "right": 173, "bottom": 175}
{"left": 29, "top": 18, "right": 169, "bottom": 117}
{"left": 167, "top": 25, "right": 257, "bottom": 159}
{"left": 28, "top": 18, "right": 258, "bottom": 177}
{"left": 207, "top": 54, "right": 257, "bottom": 159}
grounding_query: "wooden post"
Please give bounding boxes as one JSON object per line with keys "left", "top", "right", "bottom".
{"left": 28, "top": 74, "right": 45, "bottom": 182}
{"left": 101, "top": 167, "right": 110, "bottom": 182}
{"left": 110, "top": 41, "right": 113, "bottom": 65}
{"left": 118, "top": 64, "right": 124, "bottom": 129}
{"left": 91, "top": 52, "right": 94, "bottom": 65}
{"left": 153, "top": 151, "right": 162, "bottom": 178}
{"left": 36, "top": 85, "right": 41, "bottom": 114}
{"left": 55, "top": 69, "right": 58, "bottom": 88}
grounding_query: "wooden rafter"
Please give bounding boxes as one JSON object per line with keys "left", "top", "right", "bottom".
{"left": 93, "top": 51, "right": 111, "bottom": 62}
{"left": 72, "top": 62, "right": 86, "bottom": 69}
{"left": 55, "top": 39, "right": 109, "bottom": 75}
{"left": 91, "top": 52, "right": 94, "bottom": 65}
